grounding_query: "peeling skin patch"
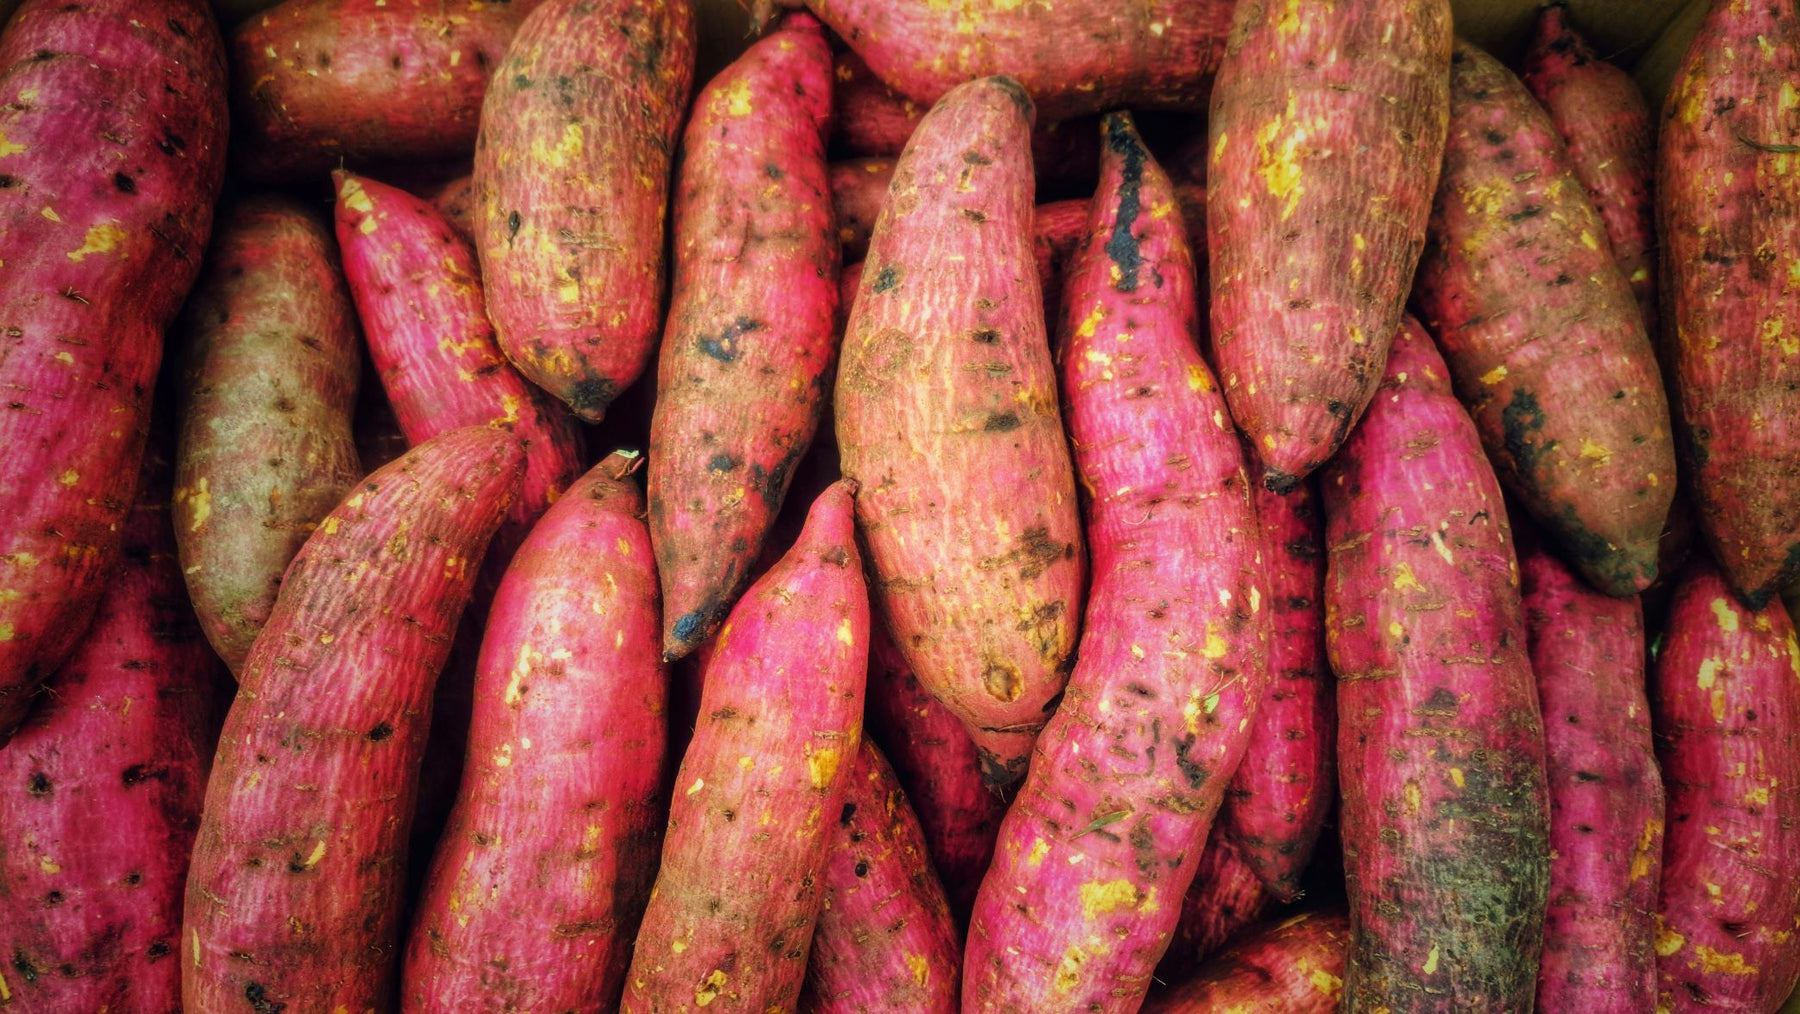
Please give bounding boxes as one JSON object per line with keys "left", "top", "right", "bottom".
{"left": 66, "top": 222, "right": 126, "bottom": 262}
{"left": 1079, "top": 878, "right": 1152, "bottom": 919}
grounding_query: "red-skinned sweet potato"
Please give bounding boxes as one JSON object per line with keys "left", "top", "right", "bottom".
{"left": 799, "top": 0, "right": 1231, "bottom": 120}
{"left": 1652, "top": 558, "right": 1800, "bottom": 1011}
{"left": 1207, "top": 0, "right": 1451, "bottom": 490}
{"left": 1156, "top": 826, "right": 1271, "bottom": 982}
{"left": 174, "top": 195, "right": 362, "bottom": 675}
{"left": 1518, "top": 535, "right": 1663, "bottom": 1012}
{"left": 0, "top": 0, "right": 227, "bottom": 740}
{"left": 402, "top": 452, "right": 666, "bottom": 1013}
{"left": 1143, "top": 910, "right": 1350, "bottom": 1014}
{"left": 426, "top": 173, "right": 476, "bottom": 243}
{"left": 1658, "top": 0, "right": 1800, "bottom": 606}
{"left": 182, "top": 426, "right": 524, "bottom": 1013}
{"left": 0, "top": 426, "right": 224, "bottom": 1012}
{"left": 473, "top": 0, "right": 695, "bottom": 422}
{"left": 963, "top": 112, "right": 1266, "bottom": 1013}
{"left": 1219, "top": 471, "right": 1333, "bottom": 903}
{"left": 835, "top": 76, "right": 1084, "bottom": 787}
{"left": 1522, "top": 2, "right": 1660, "bottom": 339}
{"left": 354, "top": 373, "right": 411, "bottom": 475}
{"left": 799, "top": 739, "right": 960, "bottom": 1013}
{"left": 1320, "top": 318, "right": 1550, "bottom": 1011}
{"left": 1415, "top": 40, "right": 1675, "bottom": 598}
{"left": 228, "top": 0, "right": 534, "bottom": 182}
{"left": 649, "top": 14, "right": 840, "bottom": 662}
{"left": 862, "top": 623, "right": 1002, "bottom": 925}
{"left": 622, "top": 481, "right": 867, "bottom": 1012}
{"left": 831, "top": 157, "right": 896, "bottom": 263}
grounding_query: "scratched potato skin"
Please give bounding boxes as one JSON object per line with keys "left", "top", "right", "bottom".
{"left": 1652, "top": 559, "right": 1800, "bottom": 1013}
{"left": 0, "top": 0, "right": 228, "bottom": 741}
{"left": 174, "top": 196, "right": 363, "bottom": 675}
{"left": 1141, "top": 910, "right": 1350, "bottom": 1014}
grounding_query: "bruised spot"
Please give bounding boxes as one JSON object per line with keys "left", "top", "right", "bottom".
{"left": 244, "top": 982, "right": 285, "bottom": 1014}
{"left": 671, "top": 610, "right": 706, "bottom": 645}
{"left": 982, "top": 659, "right": 1023, "bottom": 703}
{"left": 697, "top": 317, "right": 763, "bottom": 363}
{"left": 706, "top": 453, "right": 739, "bottom": 473}
{"left": 1500, "top": 389, "right": 1553, "bottom": 472}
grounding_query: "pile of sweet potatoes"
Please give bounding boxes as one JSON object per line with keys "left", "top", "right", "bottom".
{"left": 4, "top": 0, "right": 1800, "bottom": 1011}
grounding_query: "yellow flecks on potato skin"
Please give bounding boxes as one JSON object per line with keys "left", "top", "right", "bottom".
{"left": 807, "top": 746, "right": 841, "bottom": 790}
{"left": 1027, "top": 838, "right": 1050, "bottom": 867}
{"left": 836, "top": 618, "right": 854, "bottom": 646}
{"left": 0, "top": 129, "right": 25, "bottom": 157}
{"left": 1052, "top": 942, "right": 1094, "bottom": 994}
{"left": 39, "top": 205, "right": 59, "bottom": 223}
{"left": 695, "top": 968, "right": 729, "bottom": 1006}
{"left": 1422, "top": 945, "right": 1440, "bottom": 975}
{"left": 1254, "top": 96, "right": 1307, "bottom": 221}
{"left": 1580, "top": 440, "right": 1612, "bottom": 465}
{"left": 1697, "top": 657, "right": 1723, "bottom": 691}
{"left": 1449, "top": 767, "right": 1466, "bottom": 789}
{"left": 1712, "top": 598, "right": 1741, "bottom": 632}
{"left": 1655, "top": 918, "right": 1685, "bottom": 957}
{"left": 56, "top": 469, "right": 79, "bottom": 486}
{"left": 67, "top": 222, "right": 127, "bottom": 262}
{"left": 1403, "top": 780, "right": 1423, "bottom": 815}
{"left": 1480, "top": 364, "right": 1508, "bottom": 385}
{"left": 1308, "top": 966, "right": 1342, "bottom": 995}
{"left": 1694, "top": 945, "right": 1757, "bottom": 975}
{"left": 721, "top": 77, "right": 754, "bottom": 117}
{"left": 1079, "top": 879, "right": 1154, "bottom": 920}
{"left": 906, "top": 952, "right": 930, "bottom": 987}
{"left": 177, "top": 478, "right": 212, "bottom": 531}
{"left": 1391, "top": 562, "right": 1424, "bottom": 592}
{"left": 339, "top": 175, "right": 374, "bottom": 213}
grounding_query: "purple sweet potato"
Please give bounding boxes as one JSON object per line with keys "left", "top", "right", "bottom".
{"left": 622, "top": 481, "right": 867, "bottom": 1013}
{"left": 1519, "top": 536, "right": 1663, "bottom": 1012}
{"left": 1320, "top": 318, "right": 1550, "bottom": 1011}
{"left": 799, "top": 740, "right": 960, "bottom": 1013}
{"left": 1155, "top": 822, "right": 1271, "bottom": 982}
{"left": 0, "top": 0, "right": 227, "bottom": 740}
{"left": 1522, "top": 2, "right": 1661, "bottom": 339}
{"left": 332, "top": 169, "right": 583, "bottom": 570}
{"left": 834, "top": 76, "right": 1085, "bottom": 786}
{"left": 402, "top": 453, "right": 666, "bottom": 1013}
{"left": 1207, "top": 0, "right": 1451, "bottom": 489}
{"left": 1143, "top": 910, "right": 1349, "bottom": 1014}
{"left": 228, "top": 0, "right": 535, "bottom": 182}
{"left": 473, "top": 0, "right": 694, "bottom": 422}
{"left": 648, "top": 13, "right": 840, "bottom": 661}
{"left": 831, "top": 157, "right": 896, "bottom": 262}
{"left": 1219, "top": 472, "right": 1333, "bottom": 903}
{"left": 963, "top": 112, "right": 1266, "bottom": 1013}
{"left": 799, "top": 0, "right": 1232, "bottom": 120}
{"left": 863, "top": 622, "right": 1003, "bottom": 924}
{"left": 1652, "top": 559, "right": 1800, "bottom": 1011}
{"left": 1658, "top": 0, "right": 1800, "bottom": 605}
{"left": 182, "top": 427, "right": 524, "bottom": 1013}
{"left": 0, "top": 427, "right": 224, "bottom": 1012}
{"left": 173, "top": 196, "right": 362, "bottom": 675}
{"left": 1415, "top": 40, "right": 1675, "bottom": 597}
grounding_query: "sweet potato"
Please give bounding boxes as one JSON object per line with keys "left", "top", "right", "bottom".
{"left": 1518, "top": 535, "right": 1662, "bottom": 1012}
{"left": 835, "top": 76, "right": 1084, "bottom": 786}
{"left": 173, "top": 196, "right": 362, "bottom": 675}
{"left": 1415, "top": 41, "right": 1675, "bottom": 598}
{"left": 228, "top": 0, "right": 535, "bottom": 182}
{"left": 182, "top": 426, "right": 524, "bottom": 1013}
{"left": 1154, "top": 825, "right": 1271, "bottom": 982}
{"left": 0, "top": 427, "right": 224, "bottom": 1012}
{"left": 1320, "top": 318, "right": 1550, "bottom": 1011}
{"left": 648, "top": 14, "right": 840, "bottom": 662}
{"left": 862, "top": 623, "right": 1003, "bottom": 924}
{"left": 831, "top": 157, "right": 896, "bottom": 263}
{"left": 473, "top": 0, "right": 694, "bottom": 422}
{"left": 1143, "top": 910, "right": 1350, "bottom": 1014}
{"left": 621, "top": 481, "right": 867, "bottom": 1013}
{"left": 1219, "top": 472, "right": 1333, "bottom": 903}
{"left": 402, "top": 452, "right": 666, "bottom": 1013}
{"left": 1207, "top": 0, "right": 1451, "bottom": 490}
{"left": 332, "top": 170, "right": 582, "bottom": 570}
{"left": 1658, "top": 0, "right": 1800, "bottom": 605}
{"left": 963, "top": 112, "right": 1266, "bottom": 1013}
{"left": 427, "top": 173, "right": 476, "bottom": 243}
{"left": 1522, "top": 2, "right": 1660, "bottom": 339}
{"left": 0, "top": 0, "right": 227, "bottom": 740}
{"left": 1652, "top": 559, "right": 1800, "bottom": 1011}
{"left": 799, "top": 0, "right": 1231, "bottom": 120}
{"left": 799, "top": 740, "right": 960, "bottom": 1013}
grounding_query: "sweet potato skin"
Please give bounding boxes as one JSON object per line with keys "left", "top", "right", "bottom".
{"left": 181, "top": 427, "right": 525, "bottom": 1014}
{"left": 1518, "top": 538, "right": 1662, "bottom": 1012}
{"left": 648, "top": 14, "right": 840, "bottom": 661}
{"left": 427, "top": 173, "right": 476, "bottom": 242}
{"left": 862, "top": 622, "right": 1003, "bottom": 923}
{"left": 801, "top": 0, "right": 1232, "bottom": 120}
{"left": 174, "top": 196, "right": 363, "bottom": 674}
{"left": 963, "top": 113, "right": 1266, "bottom": 1013}
{"left": 0, "top": 429, "right": 224, "bottom": 1013}
{"left": 1320, "top": 319, "right": 1551, "bottom": 1012}
{"left": 1207, "top": 0, "right": 1450, "bottom": 489}
{"left": 799, "top": 740, "right": 960, "bottom": 1013}
{"left": 1415, "top": 41, "right": 1674, "bottom": 597}
{"left": 835, "top": 76, "right": 1085, "bottom": 786}
{"left": 228, "top": 0, "right": 533, "bottom": 182}
{"left": 1652, "top": 559, "right": 1800, "bottom": 1012}
{"left": 1155, "top": 826, "right": 1271, "bottom": 982}
{"left": 473, "top": 0, "right": 694, "bottom": 422}
{"left": 830, "top": 157, "right": 896, "bottom": 262}
{"left": 1522, "top": 2, "right": 1660, "bottom": 339}
{"left": 1219, "top": 473, "right": 1334, "bottom": 903}
{"left": 1658, "top": 0, "right": 1800, "bottom": 605}
{"left": 1142, "top": 910, "right": 1350, "bottom": 1014}
{"left": 622, "top": 481, "right": 868, "bottom": 1013}
{"left": 0, "top": 0, "right": 227, "bottom": 740}
{"left": 402, "top": 453, "right": 666, "bottom": 1013}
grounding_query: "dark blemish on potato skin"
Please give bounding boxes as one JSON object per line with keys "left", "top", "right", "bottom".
{"left": 983, "top": 411, "right": 1021, "bottom": 432}
{"left": 696, "top": 316, "right": 763, "bottom": 363}
{"left": 872, "top": 264, "right": 900, "bottom": 294}
{"left": 1101, "top": 113, "right": 1146, "bottom": 292}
